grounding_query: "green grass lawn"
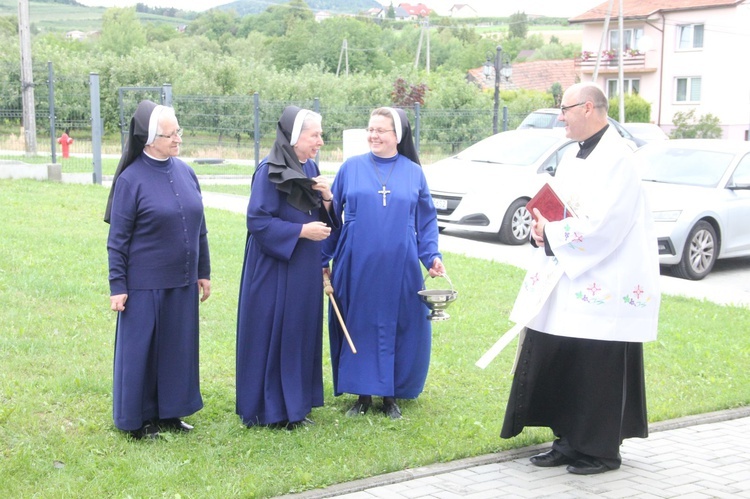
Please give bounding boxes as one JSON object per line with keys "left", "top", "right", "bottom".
{"left": 1, "top": 179, "right": 748, "bottom": 497}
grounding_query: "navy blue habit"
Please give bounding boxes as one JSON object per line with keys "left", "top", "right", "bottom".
{"left": 236, "top": 157, "right": 333, "bottom": 426}
{"left": 107, "top": 153, "right": 210, "bottom": 431}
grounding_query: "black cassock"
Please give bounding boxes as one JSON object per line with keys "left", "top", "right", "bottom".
{"left": 501, "top": 328, "right": 648, "bottom": 462}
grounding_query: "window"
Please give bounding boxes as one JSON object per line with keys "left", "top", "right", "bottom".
{"left": 730, "top": 155, "right": 750, "bottom": 187}
{"left": 675, "top": 77, "right": 701, "bottom": 102}
{"left": 609, "top": 28, "right": 644, "bottom": 51}
{"left": 607, "top": 79, "right": 640, "bottom": 97}
{"left": 678, "top": 24, "right": 704, "bottom": 49}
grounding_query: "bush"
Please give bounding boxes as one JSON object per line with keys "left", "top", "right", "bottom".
{"left": 670, "top": 109, "right": 723, "bottom": 139}
{"left": 608, "top": 93, "right": 651, "bottom": 123}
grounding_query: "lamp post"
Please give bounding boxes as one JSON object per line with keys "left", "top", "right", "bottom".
{"left": 484, "top": 46, "right": 512, "bottom": 134}
{"left": 493, "top": 45, "right": 501, "bottom": 135}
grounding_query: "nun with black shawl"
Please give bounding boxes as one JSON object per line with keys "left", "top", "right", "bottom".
{"left": 322, "top": 107, "right": 445, "bottom": 420}
{"left": 236, "top": 106, "right": 334, "bottom": 429}
{"left": 105, "top": 100, "right": 211, "bottom": 440}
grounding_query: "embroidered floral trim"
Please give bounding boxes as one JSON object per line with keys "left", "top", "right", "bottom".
{"left": 522, "top": 272, "right": 541, "bottom": 292}
{"left": 563, "top": 222, "right": 585, "bottom": 249}
{"left": 521, "top": 258, "right": 560, "bottom": 292}
{"left": 574, "top": 281, "right": 610, "bottom": 305}
{"left": 622, "top": 284, "right": 652, "bottom": 307}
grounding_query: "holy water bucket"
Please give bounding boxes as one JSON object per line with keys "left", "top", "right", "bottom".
{"left": 417, "top": 273, "right": 457, "bottom": 321}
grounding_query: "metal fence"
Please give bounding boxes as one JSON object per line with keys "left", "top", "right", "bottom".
{"left": 1, "top": 61, "right": 531, "bottom": 182}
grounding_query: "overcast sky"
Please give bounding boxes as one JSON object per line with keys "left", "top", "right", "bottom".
{"left": 77, "top": 0, "right": 604, "bottom": 18}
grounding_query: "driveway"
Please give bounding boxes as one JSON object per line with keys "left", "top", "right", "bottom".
{"left": 439, "top": 228, "right": 750, "bottom": 308}
{"left": 199, "top": 191, "right": 750, "bottom": 308}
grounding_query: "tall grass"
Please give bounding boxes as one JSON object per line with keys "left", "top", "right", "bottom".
{"left": 1, "top": 179, "right": 748, "bottom": 497}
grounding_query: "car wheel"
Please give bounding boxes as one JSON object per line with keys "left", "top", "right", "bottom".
{"left": 498, "top": 198, "right": 531, "bottom": 245}
{"left": 672, "top": 221, "right": 718, "bottom": 280}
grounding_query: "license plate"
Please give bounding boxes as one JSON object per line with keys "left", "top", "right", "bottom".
{"left": 433, "top": 197, "right": 448, "bottom": 210}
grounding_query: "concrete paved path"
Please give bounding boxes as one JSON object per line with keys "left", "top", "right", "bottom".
{"left": 282, "top": 409, "right": 750, "bottom": 499}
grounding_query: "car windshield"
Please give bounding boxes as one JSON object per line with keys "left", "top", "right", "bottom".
{"left": 637, "top": 146, "right": 734, "bottom": 187}
{"left": 519, "top": 112, "right": 564, "bottom": 129}
{"left": 455, "top": 134, "right": 563, "bottom": 166}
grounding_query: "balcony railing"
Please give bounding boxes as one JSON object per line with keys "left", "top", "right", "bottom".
{"left": 576, "top": 53, "right": 646, "bottom": 71}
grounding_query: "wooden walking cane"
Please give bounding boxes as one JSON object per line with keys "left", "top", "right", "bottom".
{"left": 323, "top": 273, "right": 357, "bottom": 354}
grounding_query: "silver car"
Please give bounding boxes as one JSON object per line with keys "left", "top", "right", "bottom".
{"left": 424, "top": 129, "right": 577, "bottom": 245}
{"left": 637, "top": 139, "right": 750, "bottom": 280}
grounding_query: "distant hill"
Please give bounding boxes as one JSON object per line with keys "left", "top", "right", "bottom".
{"left": 0, "top": 0, "right": 193, "bottom": 33}
{"left": 218, "top": 0, "right": 382, "bottom": 16}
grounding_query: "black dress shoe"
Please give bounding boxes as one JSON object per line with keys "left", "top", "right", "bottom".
{"left": 158, "top": 418, "right": 194, "bottom": 433}
{"left": 529, "top": 449, "right": 575, "bottom": 467}
{"left": 284, "top": 417, "right": 315, "bottom": 430}
{"left": 382, "top": 401, "right": 402, "bottom": 420}
{"left": 346, "top": 398, "right": 372, "bottom": 417}
{"left": 566, "top": 457, "right": 617, "bottom": 475}
{"left": 127, "top": 422, "right": 161, "bottom": 440}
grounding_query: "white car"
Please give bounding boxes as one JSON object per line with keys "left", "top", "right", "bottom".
{"left": 623, "top": 122, "right": 670, "bottom": 143}
{"left": 518, "top": 108, "right": 644, "bottom": 149}
{"left": 637, "top": 139, "right": 750, "bottom": 280}
{"left": 424, "top": 129, "right": 577, "bottom": 245}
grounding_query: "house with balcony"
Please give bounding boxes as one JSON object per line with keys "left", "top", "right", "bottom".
{"left": 570, "top": 0, "right": 750, "bottom": 140}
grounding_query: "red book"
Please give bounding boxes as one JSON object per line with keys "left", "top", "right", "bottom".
{"left": 526, "top": 183, "right": 574, "bottom": 221}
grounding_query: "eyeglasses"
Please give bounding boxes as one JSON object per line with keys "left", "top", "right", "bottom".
{"left": 156, "top": 127, "right": 183, "bottom": 139}
{"left": 365, "top": 128, "right": 395, "bottom": 136}
{"left": 559, "top": 102, "right": 587, "bottom": 116}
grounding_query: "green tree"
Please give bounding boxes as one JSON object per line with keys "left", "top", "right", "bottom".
{"left": 387, "top": 3, "right": 396, "bottom": 19}
{"left": 99, "top": 7, "right": 147, "bottom": 57}
{"left": 0, "top": 15, "right": 18, "bottom": 36}
{"left": 186, "top": 10, "right": 239, "bottom": 41}
{"left": 145, "top": 23, "right": 181, "bottom": 43}
{"left": 670, "top": 109, "right": 723, "bottom": 139}
{"left": 508, "top": 12, "right": 528, "bottom": 39}
{"left": 549, "top": 82, "right": 563, "bottom": 107}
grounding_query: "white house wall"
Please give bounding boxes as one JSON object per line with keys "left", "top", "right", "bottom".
{"left": 659, "top": 4, "right": 750, "bottom": 139}
{"left": 580, "top": 2, "right": 750, "bottom": 140}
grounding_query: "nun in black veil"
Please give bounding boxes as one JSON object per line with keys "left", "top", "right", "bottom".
{"left": 106, "top": 100, "right": 211, "bottom": 439}
{"left": 236, "top": 106, "right": 336, "bottom": 429}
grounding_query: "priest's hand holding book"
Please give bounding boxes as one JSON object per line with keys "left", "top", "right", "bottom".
{"left": 530, "top": 209, "right": 548, "bottom": 247}
{"left": 526, "top": 182, "right": 573, "bottom": 248}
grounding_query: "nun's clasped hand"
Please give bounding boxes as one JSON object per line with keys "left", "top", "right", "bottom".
{"left": 301, "top": 221, "right": 331, "bottom": 241}
{"left": 311, "top": 175, "right": 333, "bottom": 202}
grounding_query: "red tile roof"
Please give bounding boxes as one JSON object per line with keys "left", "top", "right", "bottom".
{"left": 569, "top": 0, "right": 743, "bottom": 22}
{"left": 468, "top": 59, "right": 578, "bottom": 93}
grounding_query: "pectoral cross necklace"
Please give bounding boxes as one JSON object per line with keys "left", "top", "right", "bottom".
{"left": 371, "top": 155, "right": 397, "bottom": 207}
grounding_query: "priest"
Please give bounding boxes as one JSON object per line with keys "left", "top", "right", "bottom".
{"left": 500, "top": 83, "right": 661, "bottom": 475}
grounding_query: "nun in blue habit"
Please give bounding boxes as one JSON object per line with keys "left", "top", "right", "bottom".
{"left": 105, "top": 100, "right": 211, "bottom": 440}
{"left": 322, "top": 107, "right": 446, "bottom": 420}
{"left": 236, "top": 106, "right": 336, "bottom": 429}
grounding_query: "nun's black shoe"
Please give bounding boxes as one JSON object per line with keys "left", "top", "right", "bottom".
{"left": 382, "top": 401, "right": 402, "bottom": 420}
{"left": 158, "top": 418, "right": 194, "bottom": 433}
{"left": 566, "top": 457, "right": 617, "bottom": 475}
{"left": 346, "top": 399, "right": 372, "bottom": 417}
{"left": 529, "top": 449, "right": 575, "bottom": 467}
{"left": 127, "top": 422, "right": 161, "bottom": 440}
{"left": 284, "top": 418, "right": 315, "bottom": 430}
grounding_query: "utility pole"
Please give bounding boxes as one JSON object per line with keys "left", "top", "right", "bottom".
{"left": 18, "top": 0, "right": 37, "bottom": 154}
{"left": 617, "top": 0, "right": 625, "bottom": 122}
{"left": 425, "top": 19, "right": 430, "bottom": 74}
{"left": 592, "top": 0, "right": 615, "bottom": 81}
{"left": 415, "top": 22, "right": 424, "bottom": 70}
{"left": 336, "top": 39, "right": 349, "bottom": 77}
